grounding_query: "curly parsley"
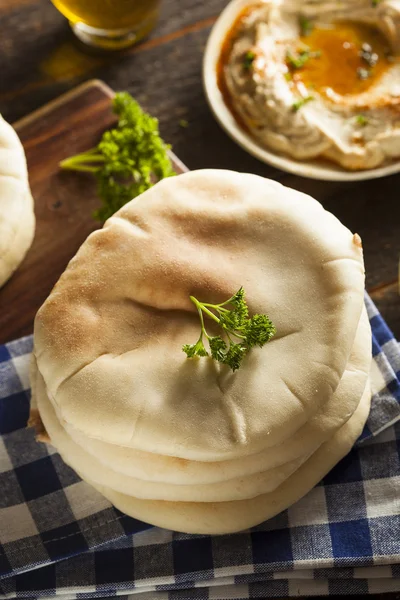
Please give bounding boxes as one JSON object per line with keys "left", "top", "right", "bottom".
{"left": 286, "top": 48, "right": 321, "bottom": 69}
{"left": 243, "top": 50, "right": 256, "bottom": 71}
{"left": 355, "top": 114, "right": 369, "bottom": 126}
{"left": 299, "top": 16, "right": 313, "bottom": 36}
{"left": 59, "top": 92, "right": 176, "bottom": 221}
{"left": 182, "top": 287, "right": 276, "bottom": 371}
{"left": 292, "top": 95, "right": 314, "bottom": 111}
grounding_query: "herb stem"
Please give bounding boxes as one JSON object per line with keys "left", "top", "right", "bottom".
{"left": 202, "top": 303, "right": 230, "bottom": 314}
{"left": 228, "top": 330, "right": 247, "bottom": 341}
{"left": 192, "top": 298, "right": 207, "bottom": 334}
{"left": 59, "top": 163, "right": 100, "bottom": 173}
{"left": 189, "top": 296, "right": 221, "bottom": 325}
{"left": 72, "top": 156, "right": 105, "bottom": 163}
{"left": 60, "top": 154, "right": 105, "bottom": 170}
{"left": 218, "top": 292, "right": 240, "bottom": 307}
{"left": 61, "top": 151, "right": 104, "bottom": 163}
{"left": 183, "top": 288, "right": 276, "bottom": 371}
{"left": 83, "top": 147, "right": 101, "bottom": 155}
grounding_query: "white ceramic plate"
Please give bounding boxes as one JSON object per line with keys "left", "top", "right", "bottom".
{"left": 203, "top": 0, "right": 400, "bottom": 182}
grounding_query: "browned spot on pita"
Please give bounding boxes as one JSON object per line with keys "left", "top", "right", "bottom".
{"left": 28, "top": 408, "right": 51, "bottom": 443}
{"left": 37, "top": 431, "right": 52, "bottom": 444}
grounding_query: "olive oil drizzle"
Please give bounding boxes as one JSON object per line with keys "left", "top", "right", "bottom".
{"left": 294, "top": 21, "right": 392, "bottom": 96}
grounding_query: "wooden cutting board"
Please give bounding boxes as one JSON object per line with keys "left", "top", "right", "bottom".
{"left": 0, "top": 80, "right": 187, "bottom": 344}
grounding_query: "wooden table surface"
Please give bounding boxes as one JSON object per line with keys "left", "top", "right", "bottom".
{"left": 0, "top": 2, "right": 399, "bottom": 599}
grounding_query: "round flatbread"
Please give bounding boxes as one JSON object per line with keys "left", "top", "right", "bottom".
{"left": 34, "top": 365, "right": 369, "bottom": 503}
{"left": 35, "top": 364, "right": 304, "bottom": 501}
{"left": 85, "top": 384, "right": 371, "bottom": 534}
{"left": 0, "top": 115, "right": 35, "bottom": 287}
{"left": 60, "top": 306, "right": 371, "bottom": 485}
{"left": 33, "top": 170, "right": 365, "bottom": 461}
{"left": 32, "top": 303, "right": 370, "bottom": 502}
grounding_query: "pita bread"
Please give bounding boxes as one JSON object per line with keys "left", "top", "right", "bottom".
{"left": 0, "top": 115, "right": 35, "bottom": 287}
{"left": 33, "top": 341, "right": 369, "bottom": 503}
{"left": 31, "top": 298, "right": 370, "bottom": 503}
{"left": 33, "top": 170, "right": 365, "bottom": 461}
{"left": 34, "top": 369, "right": 305, "bottom": 501}
{"left": 59, "top": 306, "right": 371, "bottom": 485}
{"left": 84, "top": 384, "right": 371, "bottom": 534}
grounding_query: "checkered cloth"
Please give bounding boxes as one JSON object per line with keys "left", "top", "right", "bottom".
{"left": 0, "top": 294, "right": 399, "bottom": 600}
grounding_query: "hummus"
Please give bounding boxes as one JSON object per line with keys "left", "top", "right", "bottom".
{"left": 220, "top": 0, "right": 400, "bottom": 170}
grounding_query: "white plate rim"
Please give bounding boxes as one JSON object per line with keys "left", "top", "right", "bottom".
{"left": 202, "top": 0, "right": 400, "bottom": 182}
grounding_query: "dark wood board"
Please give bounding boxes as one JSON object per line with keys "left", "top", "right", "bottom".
{"left": 0, "top": 80, "right": 187, "bottom": 344}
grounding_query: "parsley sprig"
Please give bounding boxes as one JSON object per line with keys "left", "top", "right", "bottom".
{"left": 243, "top": 50, "right": 256, "bottom": 71}
{"left": 59, "top": 92, "right": 176, "bottom": 221}
{"left": 286, "top": 48, "right": 321, "bottom": 69}
{"left": 356, "top": 114, "right": 369, "bottom": 126}
{"left": 292, "top": 95, "right": 314, "bottom": 111}
{"left": 299, "top": 16, "right": 313, "bottom": 36}
{"left": 182, "top": 287, "right": 276, "bottom": 371}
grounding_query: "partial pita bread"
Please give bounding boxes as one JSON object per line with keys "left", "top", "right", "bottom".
{"left": 0, "top": 115, "right": 35, "bottom": 287}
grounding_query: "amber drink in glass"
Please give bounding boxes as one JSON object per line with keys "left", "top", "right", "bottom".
{"left": 51, "top": 0, "right": 161, "bottom": 50}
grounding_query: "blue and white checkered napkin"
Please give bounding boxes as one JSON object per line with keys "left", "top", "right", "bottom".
{"left": 0, "top": 294, "right": 399, "bottom": 600}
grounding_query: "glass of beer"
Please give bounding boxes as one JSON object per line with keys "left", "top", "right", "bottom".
{"left": 51, "top": 0, "right": 162, "bottom": 50}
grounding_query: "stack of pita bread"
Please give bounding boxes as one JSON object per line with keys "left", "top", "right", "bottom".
{"left": 0, "top": 115, "right": 35, "bottom": 287}
{"left": 30, "top": 170, "right": 371, "bottom": 534}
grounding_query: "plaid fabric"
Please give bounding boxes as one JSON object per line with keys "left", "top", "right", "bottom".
{"left": 0, "top": 294, "right": 399, "bottom": 599}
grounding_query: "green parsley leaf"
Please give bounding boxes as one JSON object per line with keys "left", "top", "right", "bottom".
{"left": 292, "top": 95, "right": 314, "bottom": 111}
{"left": 182, "top": 339, "right": 209, "bottom": 358}
{"left": 244, "top": 314, "right": 276, "bottom": 348}
{"left": 286, "top": 49, "right": 310, "bottom": 69}
{"left": 179, "top": 119, "right": 189, "bottom": 128}
{"left": 286, "top": 49, "right": 321, "bottom": 69}
{"left": 182, "top": 287, "right": 276, "bottom": 371}
{"left": 372, "top": 0, "right": 382, "bottom": 6}
{"left": 224, "top": 343, "right": 248, "bottom": 371}
{"left": 355, "top": 114, "right": 369, "bottom": 126}
{"left": 209, "top": 336, "right": 228, "bottom": 362}
{"left": 59, "top": 92, "right": 176, "bottom": 222}
{"left": 243, "top": 50, "right": 256, "bottom": 71}
{"left": 299, "top": 16, "right": 313, "bottom": 36}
